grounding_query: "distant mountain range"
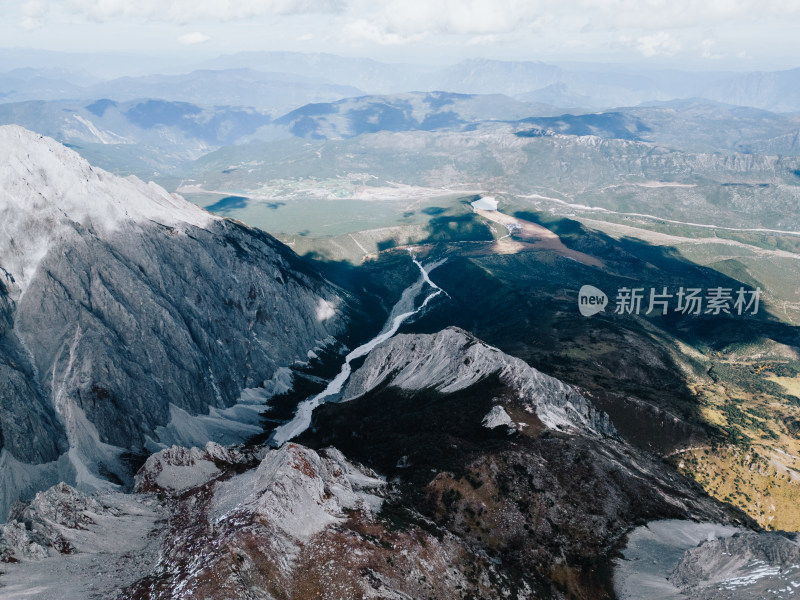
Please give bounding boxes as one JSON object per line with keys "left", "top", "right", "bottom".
{"left": 518, "top": 99, "right": 800, "bottom": 154}
{"left": 3, "top": 92, "right": 800, "bottom": 188}
{"left": 2, "top": 50, "right": 800, "bottom": 112}
{"left": 273, "top": 91, "right": 560, "bottom": 139}
{"left": 0, "top": 98, "right": 275, "bottom": 157}
{"left": 0, "top": 67, "right": 363, "bottom": 112}
{"left": 202, "top": 52, "right": 800, "bottom": 112}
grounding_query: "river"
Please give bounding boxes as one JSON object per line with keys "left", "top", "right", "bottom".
{"left": 269, "top": 254, "right": 446, "bottom": 446}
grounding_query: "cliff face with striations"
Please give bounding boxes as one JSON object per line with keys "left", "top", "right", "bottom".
{"left": 0, "top": 125, "right": 357, "bottom": 518}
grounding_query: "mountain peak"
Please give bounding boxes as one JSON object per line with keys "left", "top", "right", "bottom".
{"left": 0, "top": 125, "right": 215, "bottom": 295}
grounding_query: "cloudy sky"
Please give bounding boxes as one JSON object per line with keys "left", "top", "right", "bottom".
{"left": 3, "top": 0, "right": 800, "bottom": 70}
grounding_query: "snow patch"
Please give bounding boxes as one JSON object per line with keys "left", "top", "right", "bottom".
{"left": 482, "top": 405, "right": 514, "bottom": 429}
{"left": 315, "top": 298, "right": 337, "bottom": 322}
{"left": 155, "top": 456, "right": 219, "bottom": 493}
{"left": 149, "top": 402, "right": 265, "bottom": 451}
{"left": 211, "top": 444, "right": 384, "bottom": 541}
{"left": 0, "top": 125, "right": 216, "bottom": 297}
{"left": 149, "top": 367, "right": 294, "bottom": 451}
{"left": 135, "top": 443, "right": 231, "bottom": 493}
{"left": 471, "top": 196, "right": 498, "bottom": 211}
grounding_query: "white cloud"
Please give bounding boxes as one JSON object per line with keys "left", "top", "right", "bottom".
{"left": 21, "top": 0, "right": 49, "bottom": 30}
{"left": 315, "top": 298, "right": 336, "bottom": 322}
{"left": 467, "top": 34, "right": 498, "bottom": 46}
{"left": 339, "top": 0, "right": 546, "bottom": 47}
{"left": 341, "top": 18, "right": 425, "bottom": 45}
{"left": 335, "top": 0, "right": 800, "bottom": 49}
{"left": 18, "top": 0, "right": 800, "bottom": 33}
{"left": 353, "top": 0, "right": 546, "bottom": 36}
{"left": 579, "top": 0, "right": 800, "bottom": 30}
{"left": 12, "top": 0, "right": 800, "bottom": 64}
{"left": 700, "top": 39, "right": 724, "bottom": 59}
{"left": 21, "top": 0, "right": 345, "bottom": 25}
{"left": 178, "top": 32, "right": 210, "bottom": 45}
{"left": 619, "top": 31, "right": 682, "bottom": 57}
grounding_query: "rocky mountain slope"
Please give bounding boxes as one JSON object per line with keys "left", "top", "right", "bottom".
{"left": 669, "top": 531, "right": 800, "bottom": 598}
{"left": 295, "top": 328, "right": 752, "bottom": 597}
{"left": 0, "top": 441, "right": 460, "bottom": 599}
{"left": 616, "top": 520, "right": 800, "bottom": 600}
{"left": 0, "top": 125, "right": 359, "bottom": 519}
{"left": 0, "top": 327, "right": 754, "bottom": 598}
{"left": 342, "top": 327, "right": 615, "bottom": 436}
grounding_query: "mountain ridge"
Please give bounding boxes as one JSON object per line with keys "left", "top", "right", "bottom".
{"left": 0, "top": 126, "right": 358, "bottom": 518}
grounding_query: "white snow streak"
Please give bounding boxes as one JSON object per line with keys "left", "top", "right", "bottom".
{"left": 270, "top": 254, "right": 445, "bottom": 445}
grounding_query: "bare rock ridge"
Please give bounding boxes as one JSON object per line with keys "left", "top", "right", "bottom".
{"left": 0, "top": 125, "right": 356, "bottom": 518}
{"left": 0, "top": 328, "right": 756, "bottom": 598}
{"left": 343, "top": 326, "right": 616, "bottom": 436}
{"left": 0, "top": 442, "right": 391, "bottom": 599}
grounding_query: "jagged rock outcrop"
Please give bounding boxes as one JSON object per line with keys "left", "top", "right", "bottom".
{"left": 616, "top": 521, "right": 800, "bottom": 600}
{"left": 0, "top": 125, "right": 357, "bottom": 518}
{"left": 0, "top": 442, "right": 394, "bottom": 599}
{"left": 669, "top": 532, "right": 800, "bottom": 599}
{"left": 343, "top": 326, "right": 616, "bottom": 436}
{"left": 481, "top": 404, "right": 514, "bottom": 430}
{"left": 1, "top": 482, "right": 125, "bottom": 561}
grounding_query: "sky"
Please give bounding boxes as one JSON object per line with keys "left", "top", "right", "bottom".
{"left": 2, "top": 0, "right": 800, "bottom": 72}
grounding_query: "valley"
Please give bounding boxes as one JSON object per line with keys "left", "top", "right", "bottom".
{"left": 2, "top": 46, "right": 800, "bottom": 599}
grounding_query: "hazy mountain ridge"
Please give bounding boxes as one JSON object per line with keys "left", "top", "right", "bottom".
{"left": 196, "top": 53, "right": 800, "bottom": 112}
{"left": 519, "top": 100, "right": 800, "bottom": 154}
{"left": 4, "top": 51, "right": 800, "bottom": 112}
{"left": 0, "top": 98, "right": 276, "bottom": 159}
{"left": 0, "top": 66, "right": 364, "bottom": 110}
{"left": 274, "top": 91, "right": 560, "bottom": 139}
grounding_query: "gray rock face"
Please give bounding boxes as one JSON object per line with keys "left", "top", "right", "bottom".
{"left": 0, "top": 481, "right": 126, "bottom": 562}
{"left": 616, "top": 521, "right": 800, "bottom": 600}
{"left": 0, "top": 483, "right": 165, "bottom": 598}
{"left": 13, "top": 219, "right": 346, "bottom": 449}
{"left": 343, "top": 326, "right": 616, "bottom": 436}
{"left": 0, "top": 125, "right": 355, "bottom": 518}
{"left": 670, "top": 532, "right": 800, "bottom": 599}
